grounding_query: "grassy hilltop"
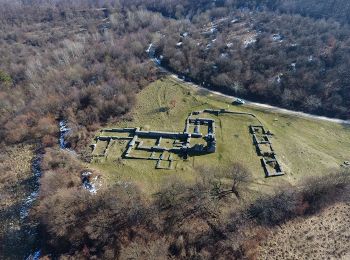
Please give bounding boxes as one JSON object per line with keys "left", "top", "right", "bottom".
{"left": 91, "top": 77, "right": 350, "bottom": 194}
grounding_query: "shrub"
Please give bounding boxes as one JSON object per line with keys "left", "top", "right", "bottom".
{"left": 248, "top": 170, "right": 350, "bottom": 226}
{"left": 0, "top": 70, "right": 12, "bottom": 86}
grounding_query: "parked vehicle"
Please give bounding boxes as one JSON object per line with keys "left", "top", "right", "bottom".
{"left": 233, "top": 98, "right": 245, "bottom": 105}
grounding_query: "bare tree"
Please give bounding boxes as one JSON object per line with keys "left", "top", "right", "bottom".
{"left": 216, "top": 163, "right": 252, "bottom": 199}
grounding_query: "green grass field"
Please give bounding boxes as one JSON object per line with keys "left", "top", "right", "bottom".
{"left": 90, "top": 77, "right": 350, "bottom": 194}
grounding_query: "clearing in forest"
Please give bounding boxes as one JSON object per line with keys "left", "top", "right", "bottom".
{"left": 90, "top": 76, "right": 350, "bottom": 193}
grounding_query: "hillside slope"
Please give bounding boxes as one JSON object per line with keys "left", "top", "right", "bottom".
{"left": 92, "top": 77, "right": 350, "bottom": 193}
{"left": 156, "top": 11, "right": 350, "bottom": 119}
{"left": 258, "top": 203, "right": 350, "bottom": 259}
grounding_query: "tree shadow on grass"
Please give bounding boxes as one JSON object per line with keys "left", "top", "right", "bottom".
{"left": 196, "top": 88, "right": 211, "bottom": 96}
{"left": 148, "top": 107, "right": 170, "bottom": 115}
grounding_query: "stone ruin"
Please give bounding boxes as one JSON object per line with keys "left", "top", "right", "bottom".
{"left": 91, "top": 110, "right": 221, "bottom": 170}
{"left": 250, "top": 125, "right": 284, "bottom": 177}
{"left": 341, "top": 161, "right": 350, "bottom": 168}
{"left": 91, "top": 108, "right": 285, "bottom": 177}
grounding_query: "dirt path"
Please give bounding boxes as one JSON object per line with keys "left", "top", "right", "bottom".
{"left": 150, "top": 52, "right": 350, "bottom": 125}
{"left": 169, "top": 74, "right": 350, "bottom": 125}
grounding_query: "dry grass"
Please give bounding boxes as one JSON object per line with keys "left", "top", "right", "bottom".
{"left": 258, "top": 203, "right": 350, "bottom": 260}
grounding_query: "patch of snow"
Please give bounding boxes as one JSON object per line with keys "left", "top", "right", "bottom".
{"left": 145, "top": 43, "right": 153, "bottom": 53}
{"left": 276, "top": 73, "right": 283, "bottom": 83}
{"left": 59, "top": 121, "right": 77, "bottom": 155}
{"left": 291, "top": 63, "right": 296, "bottom": 71}
{"left": 308, "top": 55, "right": 313, "bottom": 62}
{"left": 181, "top": 32, "right": 189, "bottom": 37}
{"left": 243, "top": 37, "right": 257, "bottom": 48}
{"left": 20, "top": 156, "right": 42, "bottom": 220}
{"left": 81, "top": 171, "right": 102, "bottom": 194}
{"left": 220, "top": 53, "right": 229, "bottom": 58}
{"left": 26, "top": 250, "right": 41, "bottom": 260}
{"left": 272, "top": 33, "right": 283, "bottom": 42}
{"left": 20, "top": 154, "right": 43, "bottom": 258}
{"left": 20, "top": 191, "right": 38, "bottom": 220}
{"left": 59, "top": 120, "right": 70, "bottom": 149}
{"left": 226, "top": 42, "right": 233, "bottom": 48}
{"left": 176, "top": 42, "right": 183, "bottom": 47}
{"left": 231, "top": 19, "right": 238, "bottom": 23}
{"left": 210, "top": 27, "right": 217, "bottom": 34}
{"left": 154, "top": 57, "right": 161, "bottom": 65}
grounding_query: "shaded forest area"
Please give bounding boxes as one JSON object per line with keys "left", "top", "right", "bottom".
{"left": 239, "top": 0, "right": 350, "bottom": 25}
{"left": 116, "top": 0, "right": 350, "bottom": 25}
{"left": 155, "top": 9, "right": 350, "bottom": 119}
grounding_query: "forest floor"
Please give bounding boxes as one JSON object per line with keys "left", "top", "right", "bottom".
{"left": 91, "top": 76, "right": 350, "bottom": 194}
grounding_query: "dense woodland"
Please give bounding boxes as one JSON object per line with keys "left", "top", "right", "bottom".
{"left": 1, "top": 0, "right": 350, "bottom": 148}
{"left": 155, "top": 8, "right": 350, "bottom": 119}
{"left": 0, "top": 0, "right": 350, "bottom": 259}
{"left": 32, "top": 161, "right": 350, "bottom": 258}
{"left": 0, "top": 1, "right": 166, "bottom": 257}
{"left": 0, "top": 2, "right": 165, "bottom": 149}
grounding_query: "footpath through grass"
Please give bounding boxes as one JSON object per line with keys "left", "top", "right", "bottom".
{"left": 91, "top": 77, "right": 350, "bottom": 194}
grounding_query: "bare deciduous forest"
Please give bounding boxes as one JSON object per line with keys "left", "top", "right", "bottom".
{"left": 0, "top": 0, "right": 350, "bottom": 259}
{"left": 155, "top": 3, "right": 350, "bottom": 119}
